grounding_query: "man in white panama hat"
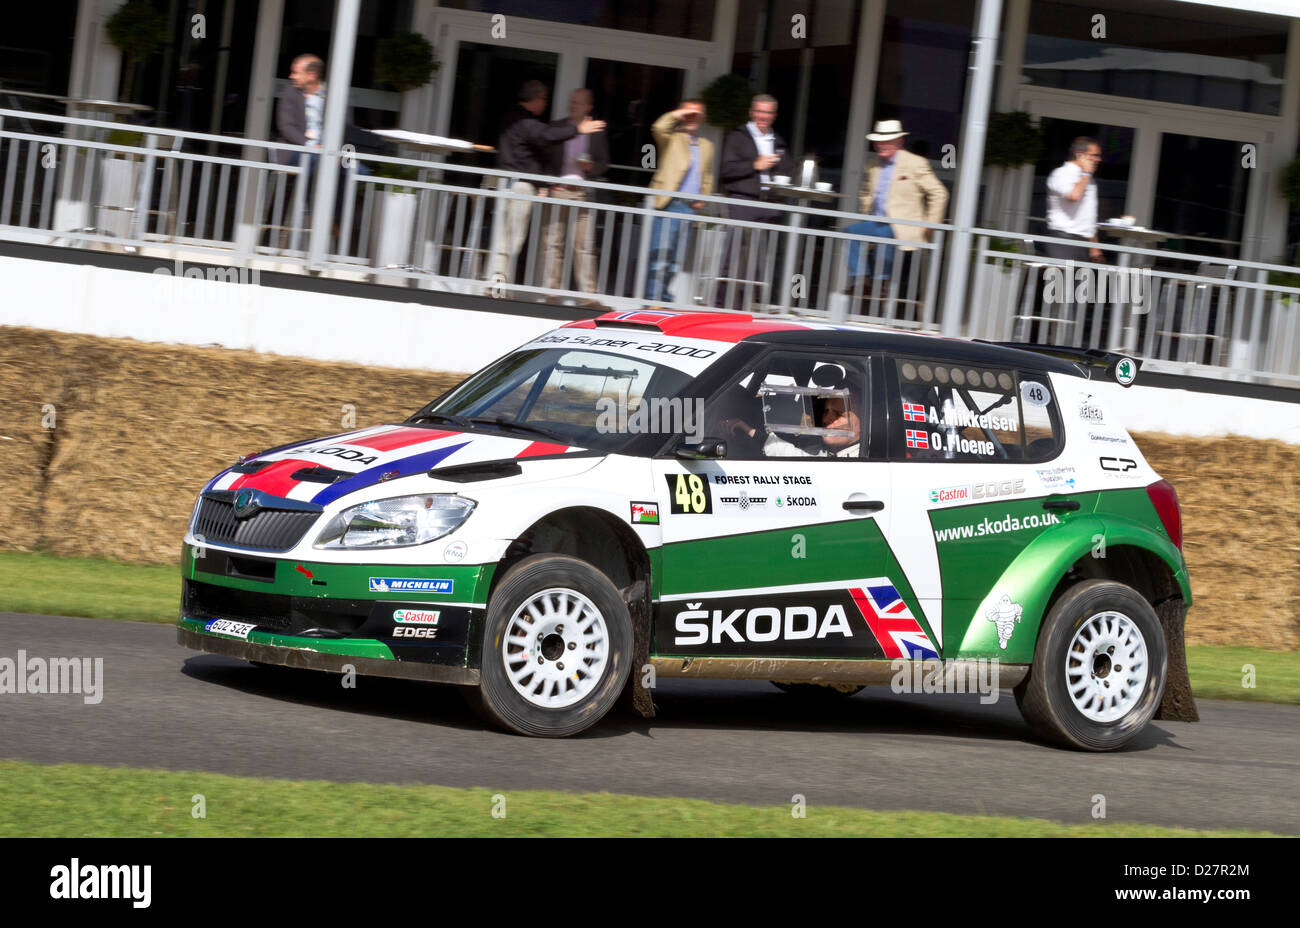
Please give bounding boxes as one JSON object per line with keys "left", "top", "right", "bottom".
{"left": 844, "top": 119, "right": 948, "bottom": 291}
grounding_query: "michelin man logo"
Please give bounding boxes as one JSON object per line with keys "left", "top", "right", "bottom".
{"left": 986, "top": 594, "right": 1023, "bottom": 650}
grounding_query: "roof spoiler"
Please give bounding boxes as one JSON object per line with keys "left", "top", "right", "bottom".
{"left": 982, "top": 342, "right": 1141, "bottom": 387}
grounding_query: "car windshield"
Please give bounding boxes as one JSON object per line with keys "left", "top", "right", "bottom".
{"left": 411, "top": 348, "right": 695, "bottom": 452}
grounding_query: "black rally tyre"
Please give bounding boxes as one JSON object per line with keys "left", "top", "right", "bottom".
{"left": 473, "top": 554, "right": 633, "bottom": 737}
{"left": 1015, "top": 580, "right": 1167, "bottom": 751}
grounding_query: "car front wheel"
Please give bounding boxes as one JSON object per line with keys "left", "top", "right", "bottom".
{"left": 472, "top": 554, "right": 632, "bottom": 737}
{"left": 1016, "top": 580, "right": 1167, "bottom": 751}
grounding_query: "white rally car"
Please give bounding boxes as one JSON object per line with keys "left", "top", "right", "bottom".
{"left": 179, "top": 310, "right": 1194, "bottom": 749}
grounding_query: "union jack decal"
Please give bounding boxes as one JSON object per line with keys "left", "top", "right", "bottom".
{"left": 849, "top": 582, "right": 939, "bottom": 660}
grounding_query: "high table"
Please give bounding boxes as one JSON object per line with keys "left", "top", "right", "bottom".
{"left": 764, "top": 182, "right": 839, "bottom": 312}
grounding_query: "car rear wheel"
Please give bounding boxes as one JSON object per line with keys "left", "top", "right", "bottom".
{"left": 472, "top": 554, "right": 632, "bottom": 737}
{"left": 1015, "top": 580, "right": 1166, "bottom": 751}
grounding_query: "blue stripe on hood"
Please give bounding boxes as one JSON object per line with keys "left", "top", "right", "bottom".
{"left": 311, "top": 441, "right": 472, "bottom": 505}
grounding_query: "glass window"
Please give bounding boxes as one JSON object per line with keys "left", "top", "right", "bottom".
{"left": 439, "top": 1, "right": 714, "bottom": 42}
{"left": 447, "top": 42, "right": 559, "bottom": 150}
{"left": 704, "top": 353, "right": 869, "bottom": 460}
{"left": 895, "top": 358, "right": 1030, "bottom": 463}
{"left": 426, "top": 347, "right": 692, "bottom": 451}
{"left": 729, "top": 0, "right": 862, "bottom": 185}
{"left": 874, "top": 0, "right": 973, "bottom": 166}
{"left": 1017, "top": 373, "right": 1062, "bottom": 463}
{"left": 1024, "top": 0, "right": 1288, "bottom": 116}
{"left": 1152, "top": 133, "right": 1253, "bottom": 260}
{"left": 585, "top": 59, "right": 685, "bottom": 186}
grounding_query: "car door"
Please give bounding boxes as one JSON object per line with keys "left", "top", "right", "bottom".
{"left": 650, "top": 348, "right": 938, "bottom": 661}
{"left": 884, "top": 356, "right": 1068, "bottom": 660}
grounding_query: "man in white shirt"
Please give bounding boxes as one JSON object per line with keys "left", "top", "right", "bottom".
{"left": 1045, "top": 137, "right": 1104, "bottom": 263}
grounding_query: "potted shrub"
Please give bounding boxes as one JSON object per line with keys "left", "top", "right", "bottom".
{"left": 982, "top": 111, "right": 1044, "bottom": 231}
{"left": 700, "top": 73, "right": 751, "bottom": 131}
{"left": 371, "top": 31, "right": 439, "bottom": 282}
{"left": 106, "top": 0, "right": 168, "bottom": 104}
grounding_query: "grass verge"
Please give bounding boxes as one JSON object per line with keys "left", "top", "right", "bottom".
{"left": 1, "top": 551, "right": 1297, "bottom": 705}
{"left": 0, "top": 759, "right": 1275, "bottom": 837}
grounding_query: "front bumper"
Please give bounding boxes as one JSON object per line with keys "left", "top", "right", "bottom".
{"left": 177, "top": 616, "right": 479, "bottom": 685}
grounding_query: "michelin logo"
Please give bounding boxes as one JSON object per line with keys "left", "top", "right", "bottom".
{"left": 369, "top": 577, "right": 453, "bottom": 594}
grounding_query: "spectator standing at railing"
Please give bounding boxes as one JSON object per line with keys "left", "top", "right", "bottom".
{"left": 844, "top": 120, "right": 948, "bottom": 293}
{"left": 273, "top": 55, "right": 325, "bottom": 171}
{"left": 645, "top": 100, "right": 715, "bottom": 304}
{"left": 1046, "top": 137, "right": 1105, "bottom": 263}
{"left": 541, "top": 88, "right": 609, "bottom": 305}
{"left": 489, "top": 80, "right": 606, "bottom": 289}
{"left": 716, "top": 93, "right": 792, "bottom": 308}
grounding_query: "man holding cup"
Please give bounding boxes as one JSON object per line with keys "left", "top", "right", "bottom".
{"left": 716, "top": 93, "right": 793, "bottom": 308}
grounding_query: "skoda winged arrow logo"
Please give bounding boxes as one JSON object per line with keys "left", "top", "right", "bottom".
{"left": 232, "top": 489, "right": 259, "bottom": 519}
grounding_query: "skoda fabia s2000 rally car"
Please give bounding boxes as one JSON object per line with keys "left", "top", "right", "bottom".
{"left": 178, "top": 310, "right": 1195, "bottom": 749}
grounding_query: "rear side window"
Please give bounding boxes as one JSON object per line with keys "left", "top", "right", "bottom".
{"left": 893, "top": 359, "right": 1060, "bottom": 462}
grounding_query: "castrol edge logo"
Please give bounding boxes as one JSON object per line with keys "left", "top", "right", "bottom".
{"left": 393, "top": 608, "right": 440, "bottom": 625}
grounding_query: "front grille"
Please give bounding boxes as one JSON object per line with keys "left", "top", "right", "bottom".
{"left": 184, "top": 579, "right": 369, "bottom": 635}
{"left": 194, "top": 495, "right": 320, "bottom": 551}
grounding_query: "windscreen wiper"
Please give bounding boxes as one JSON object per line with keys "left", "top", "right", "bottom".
{"left": 408, "top": 411, "right": 473, "bottom": 430}
{"left": 469, "top": 417, "right": 566, "bottom": 443}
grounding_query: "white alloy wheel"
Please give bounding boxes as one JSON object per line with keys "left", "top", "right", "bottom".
{"left": 1064, "top": 610, "right": 1149, "bottom": 723}
{"left": 502, "top": 587, "right": 610, "bottom": 709}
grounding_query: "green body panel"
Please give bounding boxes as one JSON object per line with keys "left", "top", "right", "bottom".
{"left": 181, "top": 546, "right": 496, "bottom": 605}
{"left": 949, "top": 487, "right": 1188, "bottom": 660}
{"left": 178, "top": 616, "right": 397, "bottom": 659}
{"left": 931, "top": 493, "right": 1099, "bottom": 661}
{"left": 658, "top": 519, "right": 935, "bottom": 645}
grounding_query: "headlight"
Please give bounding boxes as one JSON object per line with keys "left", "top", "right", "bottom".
{"left": 314, "top": 494, "right": 476, "bottom": 549}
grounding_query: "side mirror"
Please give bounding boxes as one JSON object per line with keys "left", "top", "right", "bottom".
{"left": 674, "top": 439, "right": 728, "bottom": 460}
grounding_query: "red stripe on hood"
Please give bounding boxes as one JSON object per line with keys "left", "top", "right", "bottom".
{"left": 228, "top": 458, "right": 323, "bottom": 496}
{"left": 348, "top": 427, "right": 452, "bottom": 451}
{"left": 515, "top": 441, "right": 570, "bottom": 458}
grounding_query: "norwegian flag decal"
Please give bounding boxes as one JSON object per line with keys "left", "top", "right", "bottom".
{"left": 902, "top": 402, "right": 926, "bottom": 422}
{"left": 610, "top": 310, "right": 680, "bottom": 324}
{"left": 849, "top": 582, "right": 939, "bottom": 660}
{"left": 905, "top": 428, "right": 929, "bottom": 448}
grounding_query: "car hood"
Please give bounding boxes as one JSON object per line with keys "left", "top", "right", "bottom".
{"left": 203, "top": 424, "right": 590, "bottom": 506}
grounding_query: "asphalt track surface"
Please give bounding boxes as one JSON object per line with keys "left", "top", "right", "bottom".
{"left": 3, "top": 612, "right": 1297, "bottom": 834}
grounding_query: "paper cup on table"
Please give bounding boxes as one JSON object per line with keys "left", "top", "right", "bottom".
{"left": 773, "top": 175, "right": 791, "bottom": 185}
{"left": 815, "top": 182, "right": 832, "bottom": 192}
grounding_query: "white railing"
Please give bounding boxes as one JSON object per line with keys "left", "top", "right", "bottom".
{"left": 0, "top": 108, "right": 315, "bottom": 260}
{"left": 969, "top": 229, "right": 1300, "bottom": 385}
{"left": 2, "top": 107, "right": 1298, "bottom": 386}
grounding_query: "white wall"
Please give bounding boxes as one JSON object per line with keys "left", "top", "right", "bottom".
{"left": 0, "top": 255, "right": 557, "bottom": 373}
{"left": 2, "top": 253, "right": 1298, "bottom": 444}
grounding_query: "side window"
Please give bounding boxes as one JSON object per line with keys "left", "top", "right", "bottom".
{"left": 1017, "top": 372, "right": 1063, "bottom": 462}
{"left": 895, "top": 358, "right": 1023, "bottom": 462}
{"left": 704, "top": 352, "right": 869, "bottom": 460}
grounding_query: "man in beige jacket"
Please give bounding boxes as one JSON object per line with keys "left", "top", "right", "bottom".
{"left": 645, "top": 100, "right": 715, "bottom": 302}
{"left": 846, "top": 120, "right": 948, "bottom": 286}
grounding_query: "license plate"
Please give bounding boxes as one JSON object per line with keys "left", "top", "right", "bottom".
{"left": 205, "top": 619, "right": 258, "bottom": 639}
